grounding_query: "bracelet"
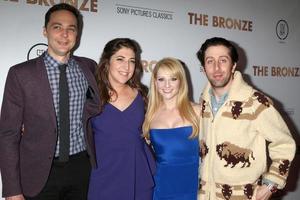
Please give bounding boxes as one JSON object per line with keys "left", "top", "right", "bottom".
{"left": 265, "top": 183, "right": 278, "bottom": 193}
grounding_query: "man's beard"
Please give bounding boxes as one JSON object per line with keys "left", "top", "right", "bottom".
{"left": 209, "top": 73, "right": 233, "bottom": 88}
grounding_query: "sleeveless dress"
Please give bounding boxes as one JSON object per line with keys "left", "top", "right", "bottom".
{"left": 88, "top": 93, "right": 155, "bottom": 200}
{"left": 150, "top": 126, "right": 199, "bottom": 200}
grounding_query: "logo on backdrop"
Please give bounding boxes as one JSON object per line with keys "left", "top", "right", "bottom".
{"left": 252, "top": 65, "right": 299, "bottom": 77}
{"left": 142, "top": 60, "right": 157, "bottom": 72}
{"left": 187, "top": 12, "right": 253, "bottom": 32}
{"left": 27, "top": 43, "right": 48, "bottom": 61}
{"left": 116, "top": 4, "right": 173, "bottom": 20}
{"left": 284, "top": 108, "right": 295, "bottom": 116}
{"left": 276, "top": 19, "right": 289, "bottom": 41}
{"left": 4, "top": 0, "right": 98, "bottom": 13}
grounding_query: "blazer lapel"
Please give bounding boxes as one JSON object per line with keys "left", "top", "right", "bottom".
{"left": 35, "top": 57, "right": 57, "bottom": 127}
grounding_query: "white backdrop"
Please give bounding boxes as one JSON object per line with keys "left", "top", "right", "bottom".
{"left": 0, "top": 0, "right": 299, "bottom": 199}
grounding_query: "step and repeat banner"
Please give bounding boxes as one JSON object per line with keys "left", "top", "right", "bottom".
{"left": 0, "top": 0, "right": 299, "bottom": 199}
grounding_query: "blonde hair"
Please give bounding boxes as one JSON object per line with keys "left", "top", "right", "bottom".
{"left": 142, "top": 57, "right": 199, "bottom": 138}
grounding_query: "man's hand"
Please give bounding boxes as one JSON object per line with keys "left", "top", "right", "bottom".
{"left": 256, "top": 185, "right": 272, "bottom": 200}
{"left": 5, "top": 194, "right": 25, "bottom": 200}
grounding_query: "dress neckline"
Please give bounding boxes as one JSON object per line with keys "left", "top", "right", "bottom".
{"left": 108, "top": 92, "right": 140, "bottom": 112}
{"left": 150, "top": 125, "right": 192, "bottom": 131}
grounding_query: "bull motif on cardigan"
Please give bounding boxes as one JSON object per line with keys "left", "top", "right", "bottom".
{"left": 221, "top": 184, "right": 232, "bottom": 200}
{"left": 254, "top": 92, "right": 270, "bottom": 107}
{"left": 200, "top": 140, "right": 209, "bottom": 159}
{"left": 201, "top": 100, "right": 206, "bottom": 118}
{"left": 243, "top": 184, "right": 254, "bottom": 199}
{"left": 216, "top": 142, "right": 255, "bottom": 168}
{"left": 279, "top": 160, "right": 290, "bottom": 176}
{"left": 231, "top": 101, "right": 243, "bottom": 119}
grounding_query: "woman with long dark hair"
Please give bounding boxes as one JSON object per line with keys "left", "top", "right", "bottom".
{"left": 88, "top": 38, "right": 155, "bottom": 200}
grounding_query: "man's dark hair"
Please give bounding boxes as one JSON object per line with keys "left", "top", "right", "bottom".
{"left": 44, "top": 3, "right": 82, "bottom": 30}
{"left": 196, "top": 37, "right": 239, "bottom": 66}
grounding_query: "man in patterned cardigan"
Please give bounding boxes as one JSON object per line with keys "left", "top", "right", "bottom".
{"left": 197, "top": 37, "right": 296, "bottom": 200}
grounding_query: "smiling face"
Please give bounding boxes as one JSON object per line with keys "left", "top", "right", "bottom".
{"left": 43, "top": 10, "right": 78, "bottom": 62}
{"left": 204, "top": 45, "right": 236, "bottom": 94}
{"left": 108, "top": 47, "right": 136, "bottom": 88}
{"left": 155, "top": 68, "right": 181, "bottom": 101}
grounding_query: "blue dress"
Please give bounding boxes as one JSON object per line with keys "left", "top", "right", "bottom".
{"left": 150, "top": 126, "right": 199, "bottom": 200}
{"left": 88, "top": 93, "right": 155, "bottom": 200}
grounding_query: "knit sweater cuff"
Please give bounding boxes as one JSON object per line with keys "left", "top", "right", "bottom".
{"left": 263, "top": 159, "right": 292, "bottom": 189}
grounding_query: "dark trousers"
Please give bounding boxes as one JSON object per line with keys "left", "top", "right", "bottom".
{"left": 26, "top": 151, "right": 91, "bottom": 200}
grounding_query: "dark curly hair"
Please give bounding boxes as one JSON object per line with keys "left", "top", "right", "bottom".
{"left": 196, "top": 37, "right": 239, "bottom": 66}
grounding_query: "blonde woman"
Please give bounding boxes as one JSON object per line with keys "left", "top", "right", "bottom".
{"left": 143, "top": 57, "right": 200, "bottom": 200}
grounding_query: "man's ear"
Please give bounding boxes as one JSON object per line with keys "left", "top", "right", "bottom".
{"left": 232, "top": 62, "right": 237, "bottom": 73}
{"left": 43, "top": 27, "right": 47, "bottom": 37}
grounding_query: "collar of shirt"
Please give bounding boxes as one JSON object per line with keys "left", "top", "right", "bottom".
{"left": 43, "top": 51, "right": 76, "bottom": 69}
{"left": 209, "top": 88, "right": 228, "bottom": 116}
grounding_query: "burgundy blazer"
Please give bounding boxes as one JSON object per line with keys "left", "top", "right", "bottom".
{"left": 0, "top": 55, "right": 100, "bottom": 197}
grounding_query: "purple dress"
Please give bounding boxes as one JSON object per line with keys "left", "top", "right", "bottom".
{"left": 88, "top": 93, "right": 155, "bottom": 200}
